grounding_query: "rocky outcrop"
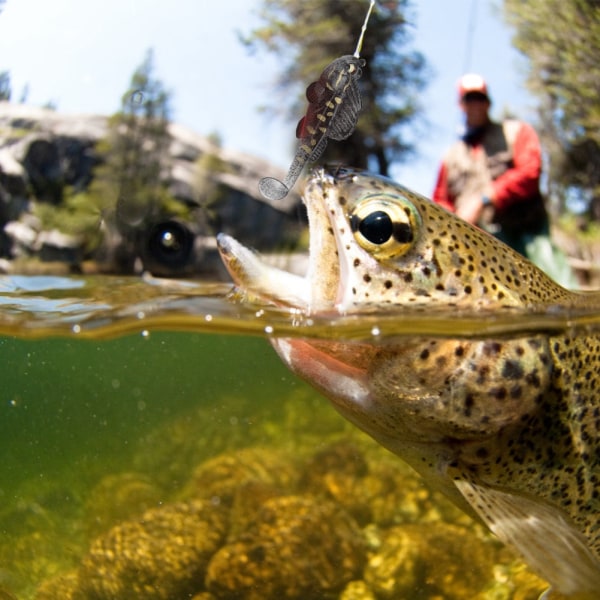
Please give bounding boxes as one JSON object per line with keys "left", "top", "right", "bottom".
{"left": 0, "top": 102, "right": 304, "bottom": 277}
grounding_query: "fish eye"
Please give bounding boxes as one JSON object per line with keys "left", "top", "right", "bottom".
{"left": 350, "top": 194, "right": 420, "bottom": 259}
{"left": 351, "top": 210, "right": 393, "bottom": 244}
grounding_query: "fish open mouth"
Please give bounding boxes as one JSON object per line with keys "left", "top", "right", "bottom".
{"left": 217, "top": 167, "right": 346, "bottom": 314}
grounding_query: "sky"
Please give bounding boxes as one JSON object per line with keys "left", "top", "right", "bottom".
{"left": 0, "top": 0, "right": 534, "bottom": 197}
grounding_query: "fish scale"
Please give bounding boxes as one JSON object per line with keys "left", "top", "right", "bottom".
{"left": 217, "top": 167, "right": 600, "bottom": 598}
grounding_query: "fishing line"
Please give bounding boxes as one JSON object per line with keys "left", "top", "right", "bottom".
{"left": 462, "top": 0, "right": 477, "bottom": 73}
{"left": 354, "top": 0, "right": 376, "bottom": 58}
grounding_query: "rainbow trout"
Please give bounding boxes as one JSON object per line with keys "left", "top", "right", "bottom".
{"left": 217, "top": 167, "right": 600, "bottom": 598}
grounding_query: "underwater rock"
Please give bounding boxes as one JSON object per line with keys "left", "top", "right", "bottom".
{"left": 184, "top": 446, "right": 298, "bottom": 507}
{"left": 0, "top": 587, "right": 17, "bottom": 600}
{"left": 302, "top": 440, "right": 369, "bottom": 481}
{"left": 132, "top": 406, "right": 239, "bottom": 491}
{"left": 300, "top": 440, "right": 373, "bottom": 524}
{"left": 300, "top": 440, "right": 465, "bottom": 529}
{"left": 0, "top": 102, "right": 304, "bottom": 273}
{"left": 488, "top": 557, "right": 549, "bottom": 599}
{"left": 34, "top": 571, "right": 82, "bottom": 600}
{"left": 132, "top": 398, "right": 299, "bottom": 492}
{"left": 227, "top": 480, "right": 286, "bottom": 540}
{"left": 78, "top": 499, "right": 227, "bottom": 600}
{"left": 205, "top": 495, "right": 366, "bottom": 600}
{"left": 339, "top": 580, "right": 376, "bottom": 600}
{"left": 84, "top": 471, "right": 165, "bottom": 535}
{"left": 364, "top": 522, "right": 498, "bottom": 599}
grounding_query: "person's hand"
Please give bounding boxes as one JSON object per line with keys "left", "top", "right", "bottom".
{"left": 456, "top": 194, "right": 484, "bottom": 224}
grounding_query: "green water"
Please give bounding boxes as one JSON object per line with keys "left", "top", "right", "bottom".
{"left": 1, "top": 274, "right": 589, "bottom": 599}
{"left": 0, "top": 331, "right": 308, "bottom": 596}
{"left": 0, "top": 333, "right": 292, "bottom": 488}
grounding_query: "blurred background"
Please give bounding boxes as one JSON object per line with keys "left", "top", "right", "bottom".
{"left": 0, "top": 0, "right": 598, "bottom": 284}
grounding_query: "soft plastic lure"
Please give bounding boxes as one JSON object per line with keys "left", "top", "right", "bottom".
{"left": 259, "top": 0, "right": 375, "bottom": 201}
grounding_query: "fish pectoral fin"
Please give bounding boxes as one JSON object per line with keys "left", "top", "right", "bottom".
{"left": 216, "top": 234, "right": 310, "bottom": 308}
{"left": 271, "top": 338, "right": 370, "bottom": 408}
{"left": 537, "top": 588, "right": 598, "bottom": 600}
{"left": 453, "top": 474, "right": 600, "bottom": 596}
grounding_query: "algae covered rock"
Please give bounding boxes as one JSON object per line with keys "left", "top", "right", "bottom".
{"left": 364, "top": 522, "right": 498, "bottom": 599}
{"left": 339, "top": 579, "right": 377, "bottom": 600}
{"left": 299, "top": 440, "right": 369, "bottom": 522}
{"left": 84, "top": 471, "right": 165, "bottom": 535}
{"left": 205, "top": 495, "right": 366, "bottom": 600}
{"left": 78, "top": 499, "right": 227, "bottom": 600}
{"left": 34, "top": 571, "right": 82, "bottom": 600}
{"left": 185, "top": 446, "right": 298, "bottom": 506}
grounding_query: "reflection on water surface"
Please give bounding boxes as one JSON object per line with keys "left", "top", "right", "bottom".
{"left": 0, "top": 273, "right": 599, "bottom": 340}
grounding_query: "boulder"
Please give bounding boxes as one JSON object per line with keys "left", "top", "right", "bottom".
{"left": 0, "top": 102, "right": 305, "bottom": 275}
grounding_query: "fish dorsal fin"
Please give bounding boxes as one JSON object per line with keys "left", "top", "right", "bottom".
{"left": 453, "top": 472, "right": 600, "bottom": 596}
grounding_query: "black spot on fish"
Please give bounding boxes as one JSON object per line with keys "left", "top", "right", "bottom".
{"left": 490, "top": 387, "right": 507, "bottom": 401}
{"left": 525, "top": 372, "right": 542, "bottom": 388}
{"left": 510, "top": 385, "right": 523, "bottom": 399}
{"left": 464, "top": 394, "right": 475, "bottom": 414}
{"left": 502, "top": 359, "right": 524, "bottom": 380}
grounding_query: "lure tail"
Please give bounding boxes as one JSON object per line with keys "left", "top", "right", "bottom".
{"left": 258, "top": 176, "right": 289, "bottom": 201}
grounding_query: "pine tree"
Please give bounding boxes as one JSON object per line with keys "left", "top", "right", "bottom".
{"left": 0, "top": 71, "right": 11, "bottom": 101}
{"left": 504, "top": 0, "right": 600, "bottom": 219}
{"left": 99, "top": 48, "right": 173, "bottom": 228}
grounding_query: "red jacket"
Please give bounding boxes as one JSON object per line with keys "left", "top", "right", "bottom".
{"left": 432, "top": 120, "right": 542, "bottom": 212}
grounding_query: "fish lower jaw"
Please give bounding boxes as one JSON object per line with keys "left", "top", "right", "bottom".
{"left": 216, "top": 233, "right": 311, "bottom": 309}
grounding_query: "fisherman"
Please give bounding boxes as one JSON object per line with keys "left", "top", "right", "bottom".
{"left": 432, "top": 73, "right": 576, "bottom": 288}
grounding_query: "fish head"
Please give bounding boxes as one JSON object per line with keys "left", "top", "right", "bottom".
{"left": 222, "top": 166, "right": 560, "bottom": 315}
{"left": 217, "top": 166, "right": 558, "bottom": 446}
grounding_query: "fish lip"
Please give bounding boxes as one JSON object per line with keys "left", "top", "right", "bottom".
{"left": 303, "top": 166, "right": 349, "bottom": 313}
{"left": 307, "top": 166, "right": 371, "bottom": 313}
{"left": 216, "top": 166, "right": 355, "bottom": 314}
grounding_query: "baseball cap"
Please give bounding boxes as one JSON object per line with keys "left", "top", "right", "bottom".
{"left": 457, "top": 73, "right": 490, "bottom": 100}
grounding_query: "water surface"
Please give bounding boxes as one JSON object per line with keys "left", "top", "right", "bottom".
{"left": 1, "top": 273, "right": 598, "bottom": 340}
